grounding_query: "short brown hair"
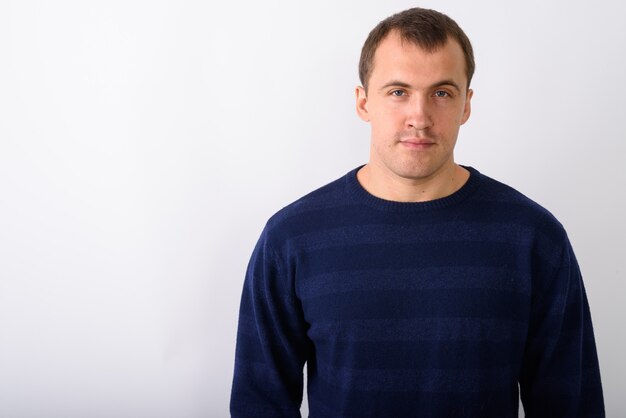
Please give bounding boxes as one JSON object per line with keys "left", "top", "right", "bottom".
{"left": 358, "top": 7, "right": 475, "bottom": 91}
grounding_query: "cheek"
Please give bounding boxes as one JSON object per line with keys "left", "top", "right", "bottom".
{"left": 435, "top": 107, "right": 465, "bottom": 127}
{"left": 370, "top": 125, "right": 395, "bottom": 154}
{"left": 372, "top": 111, "right": 403, "bottom": 131}
{"left": 372, "top": 123, "right": 400, "bottom": 149}
{"left": 458, "top": 100, "right": 471, "bottom": 122}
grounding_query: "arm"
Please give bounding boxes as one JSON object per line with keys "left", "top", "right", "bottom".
{"left": 230, "top": 227, "right": 310, "bottom": 418}
{"left": 519, "top": 236, "right": 604, "bottom": 417}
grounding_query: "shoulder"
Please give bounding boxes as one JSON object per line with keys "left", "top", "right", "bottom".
{"left": 260, "top": 168, "right": 356, "bottom": 247}
{"left": 470, "top": 168, "right": 567, "bottom": 240}
{"left": 268, "top": 174, "right": 348, "bottom": 225}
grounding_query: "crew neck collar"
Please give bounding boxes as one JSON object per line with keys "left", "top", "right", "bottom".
{"left": 345, "top": 165, "right": 481, "bottom": 213}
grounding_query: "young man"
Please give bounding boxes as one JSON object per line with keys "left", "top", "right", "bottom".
{"left": 230, "top": 8, "right": 604, "bottom": 417}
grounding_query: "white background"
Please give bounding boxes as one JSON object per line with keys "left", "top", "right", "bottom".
{"left": 1, "top": 0, "right": 624, "bottom": 417}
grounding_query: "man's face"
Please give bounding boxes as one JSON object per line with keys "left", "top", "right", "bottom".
{"left": 356, "top": 31, "right": 473, "bottom": 182}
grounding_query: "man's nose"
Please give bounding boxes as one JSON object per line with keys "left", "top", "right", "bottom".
{"left": 406, "top": 95, "right": 433, "bottom": 131}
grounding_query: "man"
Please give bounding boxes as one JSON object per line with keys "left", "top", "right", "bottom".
{"left": 230, "top": 7, "right": 604, "bottom": 417}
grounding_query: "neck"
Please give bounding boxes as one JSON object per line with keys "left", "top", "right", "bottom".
{"left": 356, "top": 162, "right": 469, "bottom": 203}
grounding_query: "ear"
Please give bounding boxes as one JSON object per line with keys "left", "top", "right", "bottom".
{"left": 355, "top": 86, "right": 370, "bottom": 122}
{"left": 460, "top": 88, "right": 473, "bottom": 125}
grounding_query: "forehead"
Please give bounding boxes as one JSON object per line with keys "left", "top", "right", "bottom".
{"left": 370, "top": 31, "right": 467, "bottom": 89}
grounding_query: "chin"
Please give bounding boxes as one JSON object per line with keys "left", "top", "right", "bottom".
{"left": 390, "top": 161, "right": 436, "bottom": 180}
{"left": 394, "top": 157, "right": 455, "bottom": 180}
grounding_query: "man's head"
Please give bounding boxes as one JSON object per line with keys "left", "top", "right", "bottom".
{"left": 355, "top": 8, "right": 475, "bottom": 189}
{"left": 359, "top": 8, "right": 474, "bottom": 93}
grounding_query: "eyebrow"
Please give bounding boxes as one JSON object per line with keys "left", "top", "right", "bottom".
{"left": 378, "top": 79, "right": 462, "bottom": 93}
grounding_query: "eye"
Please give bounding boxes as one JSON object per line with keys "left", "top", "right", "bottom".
{"left": 390, "top": 89, "right": 406, "bottom": 97}
{"left": 434, "top": 90, "right": 449, "bottom": 98}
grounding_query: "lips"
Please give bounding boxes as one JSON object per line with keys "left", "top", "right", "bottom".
{"left": 399, "top": 139, "right": 435, "bottom": 149}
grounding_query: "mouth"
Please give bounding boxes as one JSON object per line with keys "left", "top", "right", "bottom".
{"left": 399, "top": 138, "right": 435, "bottom": 150}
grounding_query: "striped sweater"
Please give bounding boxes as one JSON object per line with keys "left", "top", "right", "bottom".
{"left": 231, "top": 166, "right": 604, "bottom": 417}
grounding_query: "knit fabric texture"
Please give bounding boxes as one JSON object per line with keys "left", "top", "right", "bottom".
{"left": 230, "top": 166, "right": 604, "bottom": 417}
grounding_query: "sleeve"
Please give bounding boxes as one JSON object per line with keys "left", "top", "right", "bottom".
{"left": 230, "top": 227, "right": 311, "bottom": 418}
{"left": 519, "top": 235, "right": 604, "bottom": 417}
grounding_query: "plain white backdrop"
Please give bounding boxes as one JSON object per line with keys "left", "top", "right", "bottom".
{"left": 1, "top": 0, "right": 624, "bottom": 416}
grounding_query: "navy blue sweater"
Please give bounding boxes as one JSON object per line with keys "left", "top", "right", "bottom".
{"left": 231, "top": 166, "right": 604, "bottom": 417}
